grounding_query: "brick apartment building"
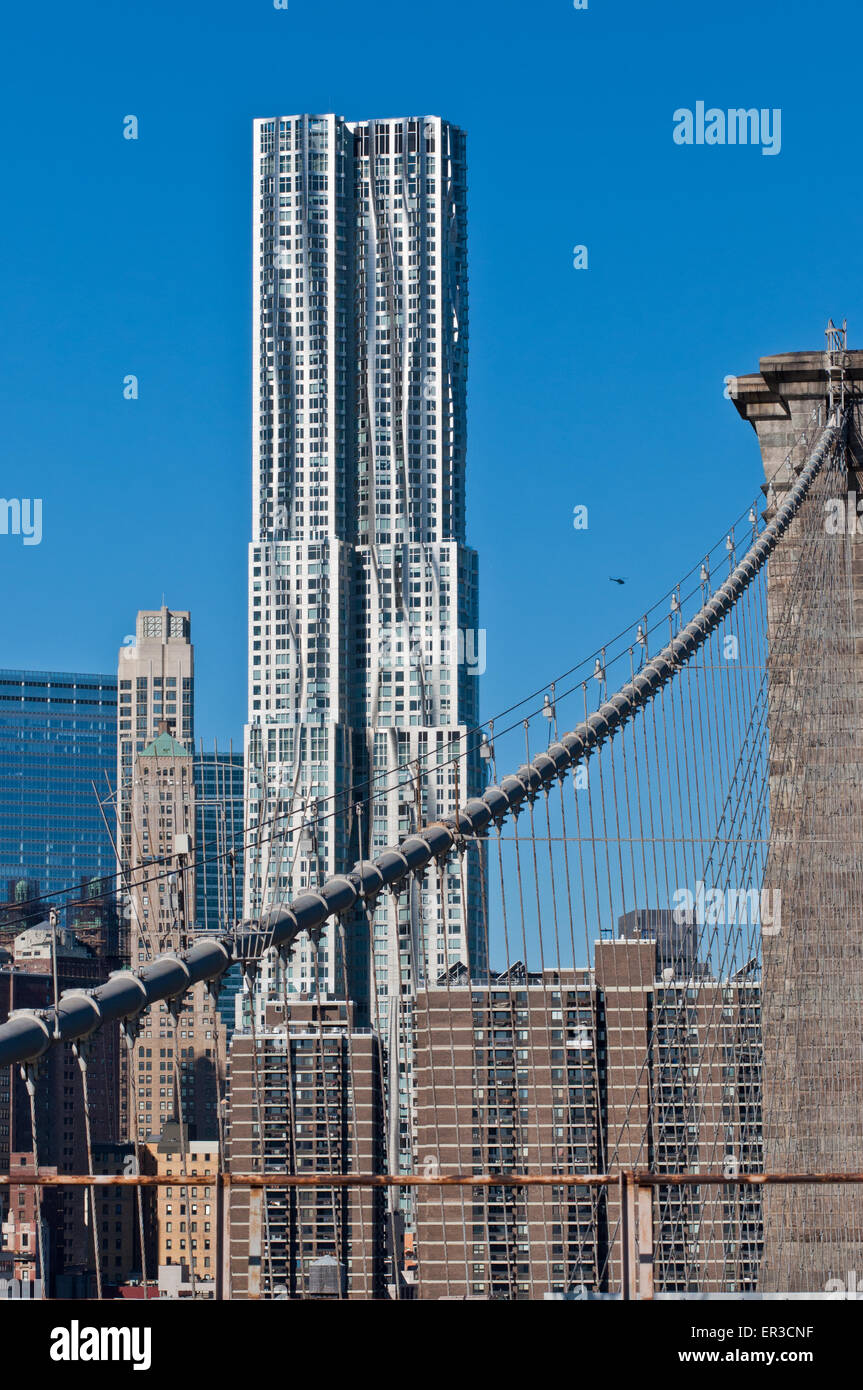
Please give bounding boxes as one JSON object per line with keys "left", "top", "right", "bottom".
{"left": 227, "top": 998, "right": 391, "bottom": 1298}
{"left": 414, "top": 934, "right": 761, "bottom": 1298}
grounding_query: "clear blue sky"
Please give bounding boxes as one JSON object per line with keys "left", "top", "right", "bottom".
{"left": 0, "top": 0, "right": 858, "bottom": 744}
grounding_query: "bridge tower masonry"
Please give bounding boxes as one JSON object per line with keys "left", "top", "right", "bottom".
{"left": 733, "top": 337, "right": 863, "bottom": 1292}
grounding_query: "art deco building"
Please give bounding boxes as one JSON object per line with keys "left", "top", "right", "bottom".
{"left": 125, "top": 727, "right": 225, "bottom": 1146}
{"left": 116, "top": 608, "right": 194, "bottom": 888}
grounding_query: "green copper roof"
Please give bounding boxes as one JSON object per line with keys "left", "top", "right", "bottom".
{"left": 139, "top": 731, "right": 190, "bottom": 758}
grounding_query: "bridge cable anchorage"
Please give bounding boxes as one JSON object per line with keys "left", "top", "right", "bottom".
{"left": 0, "top": 416, "right": 844, "bottom": 1075}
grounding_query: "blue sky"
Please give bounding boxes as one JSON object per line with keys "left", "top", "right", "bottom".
{"left": 0, "top": 0, "right": 858, "bottom": 744}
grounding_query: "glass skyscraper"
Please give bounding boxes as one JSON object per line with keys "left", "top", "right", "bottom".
{"left": 0, "top": 669, "right": 117, "bottom": 921}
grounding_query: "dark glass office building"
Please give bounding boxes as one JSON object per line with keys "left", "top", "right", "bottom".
{"left": 194, "top": 747, "right": 244, "bottom": 1032}
{"left": 194, "top": 747, "right": 243, "bottom": 932}
{"left": 0, "top": 670, "right": 117, "bottom": 922}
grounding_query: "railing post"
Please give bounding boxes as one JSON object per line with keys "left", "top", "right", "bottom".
{"left": 621, "top": 1171, "right": 637, "bottom": 1299}
{"left": 637, "top": 1180, "right": 654, "bottom": 1300}
{"left": 621, "top": 1172, "right": 654, "bottom": 1300}
{"left": 215, "top": 1173, "right": 225, "bottom": 1301}
{"left": 247, "top": 1185, "right": 262, "bottom": 1301}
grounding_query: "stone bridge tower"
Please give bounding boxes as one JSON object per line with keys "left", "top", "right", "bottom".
{"left": 733, "top": 336, "right": 863, "bottom": 1292}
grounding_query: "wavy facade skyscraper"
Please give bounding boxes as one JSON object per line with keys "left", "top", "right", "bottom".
{"left": 243, "top": 113, "right": 485, "bottom": 1074}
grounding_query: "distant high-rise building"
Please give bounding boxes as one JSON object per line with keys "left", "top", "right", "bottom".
{"left": 245, "top": 112, "right": 483, "bottom": 1069}
{"left": 129, "top": 728, "right": 197, "bottom": 956}
{"left": 195, "top": 748, "right": 244, "bottom": 934}
{"left": 0, "top": 669, "right": 117, "bottom": 929}
{"left": 194, "top": 747, "right": 245, "bottom": 1034}
{"left": 116, "top": 609, "right": 193, "bottom": 886}
{"left": 617, "top": 907, "right": 701, "bottom": 978}
{"left": 117, "top": 611, "right": 240, "bottom": 1019}
{"left": 125, "top": 727, "right": 225, "bottom": 1145}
